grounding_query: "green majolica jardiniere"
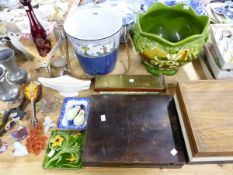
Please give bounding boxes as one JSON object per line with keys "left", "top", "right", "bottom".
{"left": 131, "top": 3, "right": 210, "bottom": 75}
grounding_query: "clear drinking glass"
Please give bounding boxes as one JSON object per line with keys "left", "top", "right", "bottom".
{"left": 5, "top": 119, "right": 28, "bottom": 141}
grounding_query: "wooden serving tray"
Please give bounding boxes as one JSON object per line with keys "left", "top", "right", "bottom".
{"left": 175, "top": 81, "right": 233, "bottom": 163}
{"left": 82, "top": 95, "right": 187, "bottom": 167}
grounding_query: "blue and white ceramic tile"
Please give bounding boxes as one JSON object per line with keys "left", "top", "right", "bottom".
{"left": 58, "top": 97, "right": 90, "bottom": 130}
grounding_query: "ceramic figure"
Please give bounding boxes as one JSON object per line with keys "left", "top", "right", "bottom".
{"left": 64, "top": 6, "right": 122, "bottom": 75}
{"left": 131, "top": 3, "right": 209, "bottom": 75}
{"left": 43, "top": 116, "right": 56, "bottom": 133}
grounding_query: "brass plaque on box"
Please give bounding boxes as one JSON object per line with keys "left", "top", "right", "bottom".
{"left": 95, "top": 75, "right": 165, "bottom": 92}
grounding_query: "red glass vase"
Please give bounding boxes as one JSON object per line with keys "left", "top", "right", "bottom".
{"left": 20, "top": 0, "right": 51, "bottom": 57}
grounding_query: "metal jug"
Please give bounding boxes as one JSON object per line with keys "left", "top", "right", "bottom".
{"left": 0, "top": 48, "right": 27, "bottom": 85}
{"left": 0, "top": 66, "right": 20, "bottom": 102}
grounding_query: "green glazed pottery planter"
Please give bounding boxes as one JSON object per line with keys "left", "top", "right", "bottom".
{"left": 131, "top": 3, "right": 210, "bottom": 75}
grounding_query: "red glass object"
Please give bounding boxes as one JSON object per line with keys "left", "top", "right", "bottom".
{"left": 20, "top": 0, "right": 51, "bottom": 57}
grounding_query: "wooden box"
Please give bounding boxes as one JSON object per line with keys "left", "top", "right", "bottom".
{"left": 83, "top": 95, "right": 187, "bottom": 167}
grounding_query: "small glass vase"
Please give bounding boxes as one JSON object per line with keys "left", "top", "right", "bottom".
{"left": 20, "top": 0, "right": 51, "bottom": 57}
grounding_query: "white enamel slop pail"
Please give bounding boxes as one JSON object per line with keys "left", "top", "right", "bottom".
{"left": 64, "top": 6, "right": 122, "bottom": 75}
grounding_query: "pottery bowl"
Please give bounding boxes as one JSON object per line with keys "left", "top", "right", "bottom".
{"left": 99, "top": 0, "right": 143, "bottom": 42}
{"left": 131, "top": 3, "right": 209, "bottom": 75}
{"left": 155, "top": 0, "right": 206, "bottom": 15}
{"left": 64, "top": 6, "right": 122, "bottom": 75}
{"left": 0, "top": 0, "right": 20, "bottom": 10}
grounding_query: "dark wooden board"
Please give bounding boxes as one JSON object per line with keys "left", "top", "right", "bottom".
{"left": 83, "top": 95, "right": 187, "bottom": 167}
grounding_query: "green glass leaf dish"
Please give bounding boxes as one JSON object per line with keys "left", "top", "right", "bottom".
{"left": 130, "top": 2, "right": 210, "bottom": 75}
{"left": 43, "top": 130, "right": 85, "bottom": 169}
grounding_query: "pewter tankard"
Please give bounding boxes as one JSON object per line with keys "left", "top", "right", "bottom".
{"left": 0, "top": 48, "right": 27, "bottom": 85}
{"left": 0, "top": 66, "right": 20, "bottom": 102}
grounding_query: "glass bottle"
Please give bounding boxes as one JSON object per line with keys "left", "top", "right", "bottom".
{"left": 20, "top": 0, "right": 51, "bottom": 57}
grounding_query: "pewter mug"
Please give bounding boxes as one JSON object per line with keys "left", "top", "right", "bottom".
{"left": 0, "top": 67, "right": 20, "bottom": 102}
{"left": 0, "top": 48, "right": 27, "bottom": 85}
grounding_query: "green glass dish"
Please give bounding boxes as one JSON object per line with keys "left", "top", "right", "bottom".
{"left": 131, "top": 3, "right": 210, "bottom": 75}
